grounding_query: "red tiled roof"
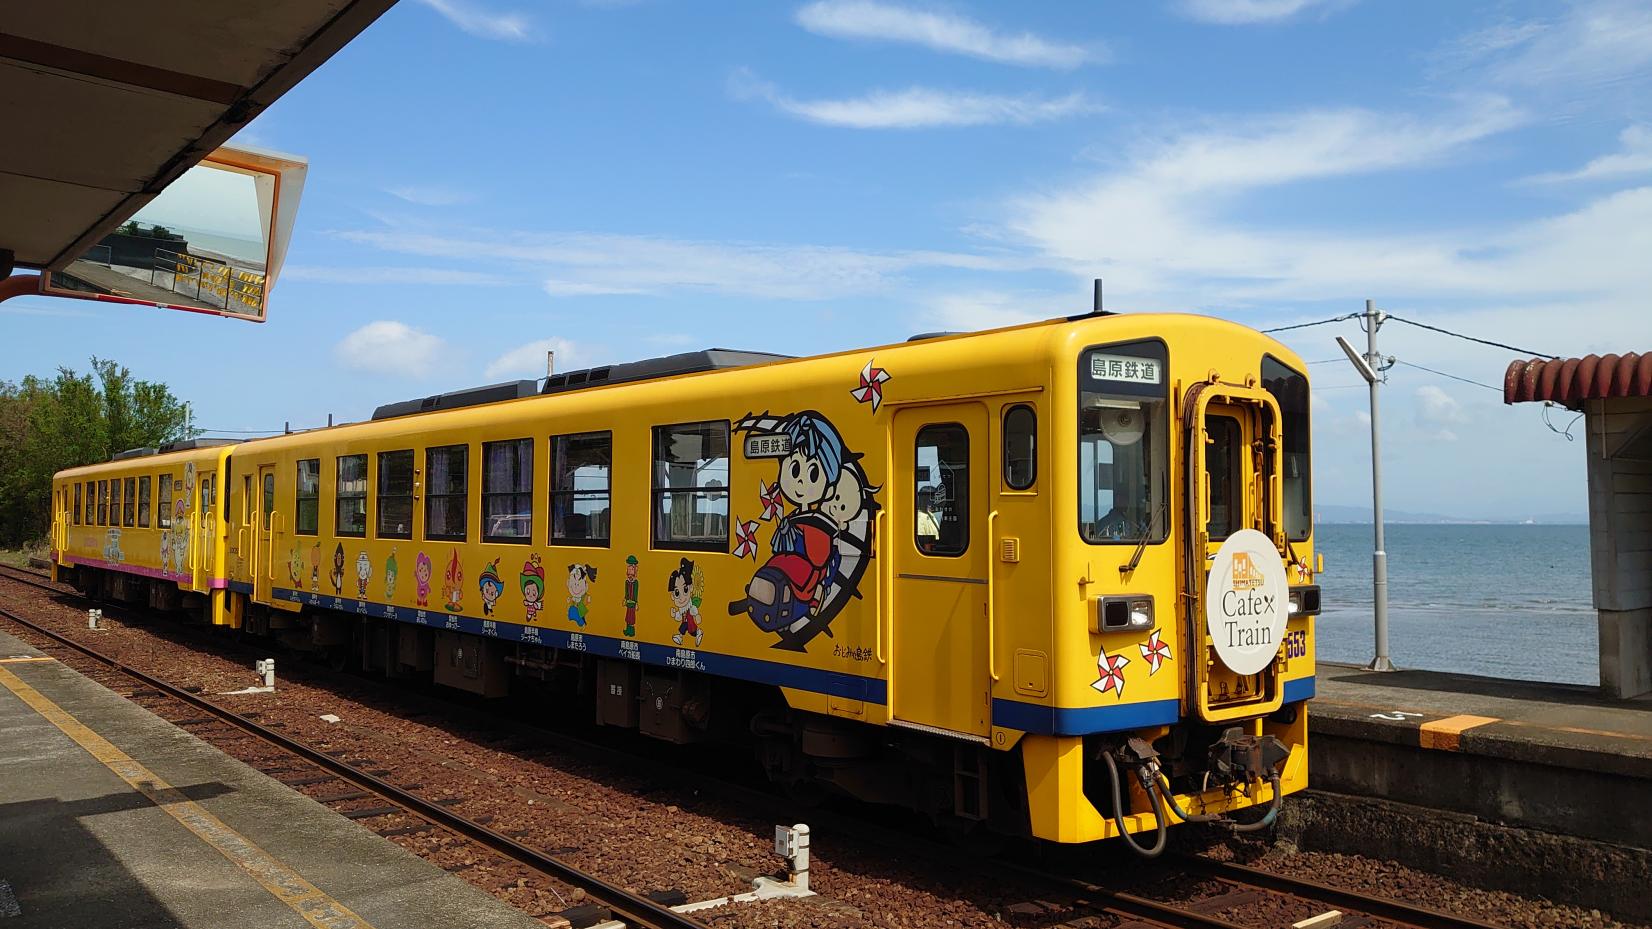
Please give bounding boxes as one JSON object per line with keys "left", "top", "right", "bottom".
{"left": 1504, "top": 353, "right": 1652, "bottom": 406}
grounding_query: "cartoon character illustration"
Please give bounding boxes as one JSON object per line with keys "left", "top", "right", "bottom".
{"left": 103, "top": 529, "right": 124, "bottom": 564}
{"left": 355, "top": 551, "right": 371, "bottom": 599}
{"left": 310, "top": 542, "right": 321, "bottom": 592}
{"left": 520, "top": 554, "right": 545, "bottom": 622}
{"left": 622, "top": 555, "right": 640, "bottom": 637}
{"left": 479, "top": 559, "right": 504, "bottom": 616}
{"left": 384, "top": 548, "right": 399, "bottom": 600}
{"left": 288, "top": 547, "right": 304, "bottom": 587}
{"left": 669, "top": 557, "right": 705, "bottom": 646}
{"left": 442, "top": 550, "right": 464, "bottom": 613}
{"left": 172, "top": 498, "right": 189, "bottom": 574}
{"left": 159, "top": 528, "right": 173, "bottom": 574}
{"left": 566, "top": 563, "right": 596, "bottom": 627}
{"left": 414, "top": 552, "right": 433, "bottom": 607}
{"left": 330, "top": 543, "right": 345, "bottom": 595}
{"left": 727, "top": 411, "right": 881, "bottom": 652}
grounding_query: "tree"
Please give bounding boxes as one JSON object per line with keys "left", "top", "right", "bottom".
{"left": 0, "top": 358, "right": 196, "bottom": 546}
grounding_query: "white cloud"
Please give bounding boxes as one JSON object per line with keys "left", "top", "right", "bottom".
{"left": 1436, "top": 2, "right": 1652, "bottom": 100}
{"left": 415, "top": 0, "right": 532, "bottom": 41}
{"left": 285, "top": 266, "right": 511, "bottom": 285}
{"left": 484, "top": 337, "right": 604, "bottom": 380}
{"left": 334, "top": 321, "right": 447, "bottom": 376}
{"left": 1414, "top": 385, "right": 1468, "bottom": 441}
{"left": 731, "top": 69, "right": 1099, "bottom": 129}
{"left": 795, "top": 1, "right": 1102, "bottom": 69}
{"left": 1522, "top": 125, "right": 1652, "bottom": 184}
{"left": 1177, "top": 0, "right": 1346, "bottom": 25}
{"left": 385, "top": 185, "right": 476, "bottom": 206}
{"left": 920, "top": 290, "right": 1057, "bottom": 332}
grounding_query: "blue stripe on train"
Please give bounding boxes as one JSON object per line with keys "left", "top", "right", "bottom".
{"left": 993, "top": 675, "right": 1318, "bottom": 736}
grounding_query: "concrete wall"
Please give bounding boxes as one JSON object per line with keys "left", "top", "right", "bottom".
{"left": 1585, "top": 396, "right": 1652, "bottom": 699}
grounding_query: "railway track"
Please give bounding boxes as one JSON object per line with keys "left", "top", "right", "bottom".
{"left": 0, "top": 564, "right": 1520, "bottom": 929}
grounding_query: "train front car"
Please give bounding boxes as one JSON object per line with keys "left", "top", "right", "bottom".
{"left": 1017, "top": 314, "right": 1315, "bottom": 851}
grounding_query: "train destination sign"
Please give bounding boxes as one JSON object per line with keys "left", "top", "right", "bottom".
{"left": 1089, "top": 353, "right": 1161, "bottom": 385}
{"left": 1204, "top": 529, "right": 1290, "bottom": 675}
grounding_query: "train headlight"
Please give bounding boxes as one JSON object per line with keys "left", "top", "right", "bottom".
{"left": 1095, "top": 595, "right": 1155, "bottom": 633}
{"left": 1287, "top": 585, "right": 1322, "bottom": 617}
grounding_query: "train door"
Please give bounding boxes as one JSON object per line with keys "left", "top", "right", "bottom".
{"left": 199, "top": 473, "right": 216, "bottom": 575}
{"left": 890, "top": 402, "right": 990, "bottom": 740}
{"left": 253, "top": 465, "right": 276, "bottom": 602}
{"left": 1184, "top": 382, "right": 1288, "bottom": 723}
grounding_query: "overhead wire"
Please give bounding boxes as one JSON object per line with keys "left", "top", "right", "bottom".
{"left": 1261, "top": 313, "right": 1359, "bottom": 334}
{"left": 1392, "top": 360, "right": 1502, "bottom": 393}
{"left": 1385, "top": 314, "right": 1558, "bottom": 360}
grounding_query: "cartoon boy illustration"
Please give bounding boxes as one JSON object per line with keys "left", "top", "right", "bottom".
{"left": 330, "top": 543, "right": 345, "bottom": 595}
{"left": 442, "top": 550, "right": 464, "bottom": 613}
{"left": 566, "top": 563, "right": 596, "bottom": 627}
{"left": 310, "top": 543, "right": 321, "bottom": 592}
{"left": 355, "top": 551, "right": 371, "bottom": 599}
{"left": 622, "top": 555, "right": 640, "bottom": 637}
{"left": 479, "top": 559, "right": 504, "bottom": 617}
{"left": 520, "top": 554, "right": 545, "bottom": 622}
{"left": 669, "top": 557, "right": 704, "bottom": 646}
{"left": 414, "top": 552, "right": 433, "bottom": 607}
{"left": 385, "top": 548, "right": 399, "bottom": 600}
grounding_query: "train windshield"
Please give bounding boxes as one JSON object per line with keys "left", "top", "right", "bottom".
{"left": 1078, "top": 342, "right": 1169, "bottom": 544}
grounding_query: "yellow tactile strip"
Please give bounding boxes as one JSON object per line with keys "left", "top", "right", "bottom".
{"left": 1417, "top": 714, "right": 1500, "bottom": 751}
{"left": 0, "top": 656, "right": 54, "bottom": 663}
{"left": 0, "top": 664, "right": 375, "bottom": 929}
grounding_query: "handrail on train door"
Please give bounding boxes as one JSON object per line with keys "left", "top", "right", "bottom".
{"left": 986, "top": 509, "right": 1000, "bottom": 682}
{"left": 874, "top": 510, "right": 887, "bottom": 665}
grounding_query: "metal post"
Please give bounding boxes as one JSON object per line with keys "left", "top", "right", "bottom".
{"left": 1363, "top": 300, "right": 1394, "bottom": 671}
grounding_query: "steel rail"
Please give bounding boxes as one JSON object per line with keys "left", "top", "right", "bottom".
{"left": 1175, "top": 856, "right": 1512, "bottom": 929}
{"left": 0, "top": 596, "right": 712, "bottom": 929}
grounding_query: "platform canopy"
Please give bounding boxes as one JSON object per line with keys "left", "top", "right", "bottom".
{"left": 0, "top": 0, "right": 396, "bottom": 273}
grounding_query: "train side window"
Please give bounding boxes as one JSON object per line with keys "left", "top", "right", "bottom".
{"left": 85, "top": 481, "right": 95, "bottom": 525}
{"left": 1262, "top": 356, "right": 1312, "bottom": 541}
{"left": 158, "top": 475, "right": 173, "bottom": 528}
{"left": 483, "top": 439, "right": 534, "bottom": 544}
{"left": 137, "top": 476, "right": 151, "bottom": 528}
{"left": 73, "top": 483, "right": 82, "bottom": 525}
{"left": 295, "top": 459, "right": 320, "bottom": 535}
{"left": 123, "top": 477, "right": 136, "bottom": 526}
{"left": 424, "top": 445, "right": 468, "bottom": 542}
{"left": 96, "top": 480, "right": 106, "bottom": 525}
{"left": 551, "top": 432, "right": 612, "bottom": 546}
{"left": 652, "top": 421, "right": 728, "bottom": 552}
{"left": 375, "top": 451, "right": 412, "bottom": 540}
{"left": 262, "top": 471, "right": 275, "bottom": 530}
{"left": 1205, "top": 415, "right": 1243, "bottom": 540}
{"left": 914, "top": 424, "right": 969, "bottom": 556}
{"left": 111, "top": 478, "right": 124, "bottom": 530}
{"left": 337, "top": 454, "right": 368, "bottom": 537}
{"left": 1003, "top": 405, "right": 1037, "bottom": 490}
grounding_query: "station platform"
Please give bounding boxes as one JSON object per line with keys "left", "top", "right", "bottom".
{"left": 1292, "top": 661, "right": 1652, "bottom": 920}
{"left": 0, "top": 627, "right": 543, "bottom": 929}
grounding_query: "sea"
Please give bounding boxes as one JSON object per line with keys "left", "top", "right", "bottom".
{"left": 1312, "top": 523, "right": 1597, "bottom": 686}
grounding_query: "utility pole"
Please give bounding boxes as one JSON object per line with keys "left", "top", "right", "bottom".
{"left": 1336, "top": 300, "right": 1395, "bottom": 671}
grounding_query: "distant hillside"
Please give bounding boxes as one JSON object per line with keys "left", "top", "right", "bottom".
{"left": 1314, "top": 504, "right": 1587, "bottom": 525}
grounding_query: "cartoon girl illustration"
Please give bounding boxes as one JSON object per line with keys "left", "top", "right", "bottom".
{"left": 414, "top": 552, "right": 433, "bottom": 607}
{"left": 669, "top": 557, "right": 705, "bottom": 646}
{"left": 330, "top": 543, "right": 345, "bottom": 595}
{"left": 384, "top": 548, "right": 399, "bottom": 600}
{"left": 310, "top": 542, "right": 321, "bottom": 592}
{"left": 520, "top": 554, "right": 545, "bottom": 622}
{"left": 622, "top": 555, "right": 640, "bottom": 637}
{"left": 479, "top": 559, "right": 503, "bottom": 617}
{"left": 355, "top": 551, "right": 371, "bottom": 599}
{"left": 442, "top": 550, "right": 464, "bottom": 613}
{"left": 566, "top": 563, "right": 596, "bottom": 627}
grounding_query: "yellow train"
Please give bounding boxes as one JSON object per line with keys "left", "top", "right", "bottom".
{"left": 52, "top": 312, "right": 1318, "bottom": 851}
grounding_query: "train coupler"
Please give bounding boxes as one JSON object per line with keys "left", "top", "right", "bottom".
{"left": 1207, "top": 727, "right": 1291, "bottom": 789}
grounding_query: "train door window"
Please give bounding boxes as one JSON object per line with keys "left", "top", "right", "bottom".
{"left": 337, "top": 454, "right": 368, "bottom": 537}
{"left": 483, "top": 439, "right": 534, "bottom": 544}
{"left": 914, "top": 424, "right": 969, "bottom": 556}
{"left": 424, "top": 445, "right": 468, "bottom": 542}
{"left": 262, "top": 471, "right": 275, "bottom": 530}
{"left": 137, "top": 476, "right": 151, "bottom": 528}
{"left": 73, "top": 482, "right": 82, "bottom": 525}
{"left": 551, "top": 432, "right": 611, "bottom": 546}
{"left": 1262, "top": 356, "right": 1311, "bottom": 541}
{"left": 1204, "top": 415, "right": 1243, "bottom": 540}
{"left": 652, "top": 421, "right": 729, "bottom": 551}
{"left": 1003, "top": 405, "right": 1037, "bottom": 491}
{"left": 241, "top": 476, "right": 252, "bottom": 526}
{"left": 295, "top": 459, "right": 320, "bottom": 535}
{"left": 375, "top": 451, "right": 412, "bottom": 539}
{"left": 158, "top": 475, "right": 173, "bottom": 528}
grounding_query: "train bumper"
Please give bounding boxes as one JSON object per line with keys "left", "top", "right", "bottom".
{"left": 1020, "top": 703, "right": 1309, "bottom": 844}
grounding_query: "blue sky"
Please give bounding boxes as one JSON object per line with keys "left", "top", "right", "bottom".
{"left": 6, "top": 0, "right": 1650, "bottom": 519}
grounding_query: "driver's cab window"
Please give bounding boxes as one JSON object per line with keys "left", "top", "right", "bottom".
{"left": 1079, "top": 341, "right": 1169, "bottom": 544}
{"left": 914, "top": 424, "right": 969, "bottom": 556}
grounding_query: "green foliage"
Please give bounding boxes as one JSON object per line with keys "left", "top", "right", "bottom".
{"left": 0, "top": 358, "right": 195, "bottom": 546}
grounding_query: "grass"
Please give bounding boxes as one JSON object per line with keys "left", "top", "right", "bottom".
{"left": 0, "top": 543, "right": 48, "bottom": 569}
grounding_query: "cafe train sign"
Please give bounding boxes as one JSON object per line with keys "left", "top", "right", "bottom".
{"left": 1204, "top": 529, "right": 1290, "bottom": 676}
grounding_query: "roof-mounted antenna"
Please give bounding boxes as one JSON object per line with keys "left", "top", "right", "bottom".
{"left": 1093, "top": 278, "right": 1104, "bottom": 315}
